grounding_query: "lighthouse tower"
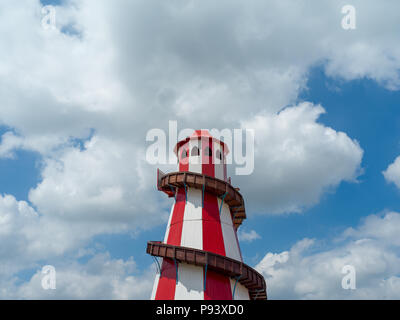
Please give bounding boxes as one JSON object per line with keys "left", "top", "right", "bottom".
{"left": 147, "top": 130, "right": 267, "bottom": 300}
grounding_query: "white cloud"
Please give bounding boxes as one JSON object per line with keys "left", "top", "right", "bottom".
{"left": 0, "top": 189, "right": 155, "bottom": 299}
{"left": 238, "top": 103, "right": 363, "bottom": 214}
{"left": 238, "top": 229, "right": 261, "bottom": 243}
{"left": 29, "top": 135, "right": 168, "bottom": 231}
{"left": 383, "top": 156, "right": 400, "bottom": 189}
{"left": 3, "top": 0, "right": 400, "bottom": 145}
{"left": 0, "top": 194, "right": 70, "bottom": 276}
{"left": 256, "top": 212, "right": 400, "bottom": 299}
{"left": 0, "top": 171, "right": 165, "bottom": 280}
{"left": 0, "top": 193, "right": 113, "bottom": 277}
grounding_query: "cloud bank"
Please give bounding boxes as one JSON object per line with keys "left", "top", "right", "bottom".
{"left": 256, "top": 212, "right": 400, "bottom": 299}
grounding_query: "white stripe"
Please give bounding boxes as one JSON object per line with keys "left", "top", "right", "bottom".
{"left": 221, "top": 223, "right": 242, "bottom": 261}
{"left": 174, "top": 263, "right": 204, "bottom": 300}
{"left": 180, "top": 188, "right": 203, "bottom": 249}
{"left": 219, "top": 199, "right": 242, "bottom": 261}
{"left": 163, "top": 201, "right": 176, "bottom": 243}
{"left": 189, "top": 139, "right": 202, "bottom": 174}
{"left": 180, "top": 220, "right": 203, "bottom": 249}
{"left": 184, "top": 188, "right": 202, "bottom": 220}
{"left": 213, "top": 141, "right": 224, "bottom": 180}
{"left": 150, "top": 259, "right": 162, "bottom": 300}
{"left": 230, "top": 278, "right": 250, "bottom": 300}
{"left": 219, "top": 199, "right": 233, "bottom": 226}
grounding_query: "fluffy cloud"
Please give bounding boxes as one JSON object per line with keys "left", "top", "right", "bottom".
{"left": 0, "top": 165, "right": 165, "bottom": 281}
{"left": 2, "top": 253, "right": 154, "bottom": 299}
{"left": 238, "top": 103, "right": 363, "bottom": 214}
{"left": 1, "top": 0, "right": 393, "bottom": 221}
{"left": 383, "top": 156, "right": 400, "bottom": 189}
{"left": 29, "top": 135, "right": 168, "bottom": 231}
{"left": 3, "top": 0, "right": 400, "bottom": 145}
{"left": 0, "top": 192, "right": 155, "bottom": 299}
{"left": 0, "top": 193, "right": 110, "bottom": 277}
{"left": 256, "top": 212, "right": 400, "bottom": 299}
{"left": 238, "top": 229, "right": 261, "bottom": 243}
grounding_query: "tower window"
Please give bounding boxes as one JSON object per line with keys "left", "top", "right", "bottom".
{"left": 181, "top": 149, "right": 188, "bottom": 159}
{"left": 216, "top": 149, "right": 222, "bottom": 160}
{"left": 191, "top": 146, "right": 200, "bottom": 156}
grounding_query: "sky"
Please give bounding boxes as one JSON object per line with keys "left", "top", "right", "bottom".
{"left": 1, "top": 0, "right": 400, "bottom": 299}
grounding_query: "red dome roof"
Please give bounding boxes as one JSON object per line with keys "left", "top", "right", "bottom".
{"left": 174, "top": 130, "right": 229, "bottom": 155}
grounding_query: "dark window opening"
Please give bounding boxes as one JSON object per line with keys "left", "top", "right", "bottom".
{"left": 191, "top": 146, "right": 200, "bottom": 156}
{"left": 181, "top": 149, "right": 188, "bottom": 159}
{"left": 216, "top": 149, "right": 222, "bottom": 160}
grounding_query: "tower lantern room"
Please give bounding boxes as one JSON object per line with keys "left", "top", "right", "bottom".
{"left": 175, "top": 130, "right": 228, "bottom": 181}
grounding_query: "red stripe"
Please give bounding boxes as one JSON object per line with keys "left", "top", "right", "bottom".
{"left": 166, "top": 188, "right": 186, "bottom": 246}
{"left": 155, "top": 258, "right": 177, "bottom": 300}
{"left": 179, "top": 144, "right": 189, "bottom": 172}
{"left": 204, "top": 269, "right": 232, "bottom": 300}
{"left": 202, "top": 192, "right": 226, "bottom": 256}
{"left": 202, "top": 137, "right": 214, "bottom": 177}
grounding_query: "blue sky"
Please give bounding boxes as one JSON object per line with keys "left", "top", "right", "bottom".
{"left": 0, "top": 142, "right": 41, "bottom": 201}
{"left": 1, "top": 0, "right": 400, "bottom": 299}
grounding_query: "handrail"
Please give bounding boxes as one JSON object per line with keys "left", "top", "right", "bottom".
{"left": 157, "top": 170, "right": 246, "bottom": 229}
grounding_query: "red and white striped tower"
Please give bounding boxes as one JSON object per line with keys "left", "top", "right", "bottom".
{"left": 147, "top": 130, "right": 267, "bottom": 300}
